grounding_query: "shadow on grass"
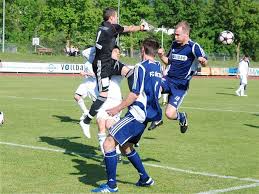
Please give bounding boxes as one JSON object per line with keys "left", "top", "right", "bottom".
{"left": 216, "top": 92, "right": 236, "bottom": 96}
{"left": 39, "top": 136, "right": 160, "bottom": 188}
{"left": 244, "top": 124, "right": 259, "bottom": 129}
{"left": 52, "top": 115, "right": 79, "bottom": 123}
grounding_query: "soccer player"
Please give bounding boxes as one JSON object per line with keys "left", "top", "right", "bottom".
{"left": 149, "top": 21, "right": 207, "bottom": 132}
{"left": 80, "top": 7, "right": 150, "bottom": 135}
{"left": 74, "top": 47, "right": 98, "bottom": 121}
{"left": 91, "top": 38, "right": 162, "bottom": 193}
{"left": 235, "top": 54, "right": 250, "bottom": 97}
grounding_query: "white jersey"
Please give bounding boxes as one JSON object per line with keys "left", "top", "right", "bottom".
{"left": 238, "top": 60, "right": 249, "bottom": 76}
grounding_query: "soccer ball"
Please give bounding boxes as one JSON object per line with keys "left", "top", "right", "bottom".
{"left": 0, "top": 112, "right": 4, "bottom": 125}
{"left": 218, "top": 30, "right": 234, "bottom": 45}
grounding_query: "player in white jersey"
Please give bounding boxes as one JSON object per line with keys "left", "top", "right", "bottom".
{"left": 74, "top": 47, "right": 98, "bottom": 120}
{"left": 235, "top": 54, "right": 250, "bottom": 97}
{"left": 74, "top": 46, "right": 124, "bottom": 160}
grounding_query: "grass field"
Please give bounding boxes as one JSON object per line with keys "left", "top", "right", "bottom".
{"left": 0, "top": 75, "right": 259, "bottom": 193}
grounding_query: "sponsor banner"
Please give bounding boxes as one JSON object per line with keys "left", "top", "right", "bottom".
{"left": 0, "top": 62, "right": 84, "bottom": 73}
{"left": 249, "top": 68, "right": 259, "bottom": 76}
{"left": 200, "top": 67, "right": 259, "bottom": 76}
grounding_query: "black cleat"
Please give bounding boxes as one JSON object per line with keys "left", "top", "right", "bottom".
{"left": 179, "top": 112, "right": 188, "bottom": 133}
{"left": 148, "top": 120, "right": 163, "bottom": 130}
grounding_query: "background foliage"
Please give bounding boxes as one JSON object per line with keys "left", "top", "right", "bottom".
{"left": 1, "top": 0, "right": 259, "bottom": 60}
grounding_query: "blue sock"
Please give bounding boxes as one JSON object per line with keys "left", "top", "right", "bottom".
{"left": 177, "top": 112, "right": 185, "bottom": 122}
{"left": 104, "top": 150, "right": 117, "bottom": 188}
{"left": 126, "top": 149, "right": 148, "bottom": 180}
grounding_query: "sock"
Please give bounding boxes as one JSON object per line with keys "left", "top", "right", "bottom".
{"left": 83, "top": 96, "right": 107, "bottom": 124}
{"left": 126, "top": 149, "right": 149, "bottom": 181}
{"left": 105, "top": 150, "right": 117, "bottom": 188}
{"left": 240, "top": 84, "right": 245, "bottom": 96}
{"left": 98, "top": 133, "right": 106, "bottom": 155}
{"left": 77, "top": 98, "right": 88, "bottom": 114}
{"left": 177, "top": 112, "right": 185, "bottom": 122}
{"left": 115, "top": 145, "right": 121, "bottom": 155}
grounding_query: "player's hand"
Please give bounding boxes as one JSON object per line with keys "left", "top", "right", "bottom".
{"left": 140, "top": 19, "right": 150, "bottom": 31}
{"left": 80, "top": 71, "right": 87, "bottom": 76}
{"left": 198, "top": 57, "right": 208, "bottom": 66}
{"left": 158, "top": 48, "right": 165, "bottom": 58}
{"left": 106, "top": 106, "right": 121, "bottom": 116}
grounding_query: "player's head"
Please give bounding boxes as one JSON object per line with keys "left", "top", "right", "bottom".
{"left": 112, "top": 46, "right": 120, "bottom": 60}
{"left": 174, "top": 21, "right": 191, "bottom": 45}
{"left": 103, "top": 8, "right": 117, "bottom": 24}
{"left": 141, "top": 38, "right": 160, "bottom": 59}
{"left": 243, "top": 54, "right": 249, "bottom": 61}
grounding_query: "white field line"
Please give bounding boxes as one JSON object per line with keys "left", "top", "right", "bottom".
{"left": 182, "top": 106, "right": 259, "bottom": 115}
{"left": 0, "top": 95, "right": 258, "bottom": 114}
{"left": 197, "top": 183, "right": 259, "bottom": 194}
{"left": 1, "top": 141, "right": 259, "bottom": 184}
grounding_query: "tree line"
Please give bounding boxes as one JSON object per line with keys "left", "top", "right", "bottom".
{"left": 1, "top": 0, "right": 259, "bottom": 61}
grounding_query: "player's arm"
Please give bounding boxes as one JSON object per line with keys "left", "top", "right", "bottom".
{"left": 194, "top": 44, "right": 208, "bottom": 67}
{"left": 158, "top": 48, "right": 169, "bottom": 65}
{"left": 123, "top": 25, "right": 144, "bottom": 32}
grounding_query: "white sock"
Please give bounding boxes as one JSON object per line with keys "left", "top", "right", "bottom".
{"left": 77, "top": 98, "right": 88, "bottom": 114}
{"left": 162, "top": 94, "right": 168, "bottom": 103}
{"left": 97, "top": 133, "right": 106, "bottom": 155}
{"left": 116, "top": 145, "right": 121, "bottom": 155}
{"left": 240, "top": 84, "right": 245, "bottom": 96}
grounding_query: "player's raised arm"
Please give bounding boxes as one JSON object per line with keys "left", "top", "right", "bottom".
{"left": 123, "top": 19, "right": 150, "bottom": 32}
{"left": 158, "top": 48, "right": 169, "bottom": 65}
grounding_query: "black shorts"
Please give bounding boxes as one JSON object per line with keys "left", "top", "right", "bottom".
{"left": 93, "top": 58, "right": 125, "bottom": 92}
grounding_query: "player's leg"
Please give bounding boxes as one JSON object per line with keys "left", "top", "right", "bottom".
{"left": 96, "top": 118, "right": 106, "bottom": 156}
{"left": 236, "top": 79, "right": 242, "bottom": 96}
{"left": 91, "top": 134, "right": 119, "bottom": 193}
{"left": 166, "top": 88, "right": 188, "bottom": 133}
{"left": 240, "top": 75, "right": 248, "bottom": 96}
{"left": 74, "top": 83, "right": 90, "bottom": 120}
{"left": 122, "top": 141, "right": 154, "bottom": 187}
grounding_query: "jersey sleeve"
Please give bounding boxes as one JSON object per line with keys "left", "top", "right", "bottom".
{"left": 131, "top": 65, "right": 145, "bottom": 95}
{"left": 193, "top": 43, "right": 207, "bottom": 59}
{"left": 114, "top": 24, "right": 124, "bottom": 35}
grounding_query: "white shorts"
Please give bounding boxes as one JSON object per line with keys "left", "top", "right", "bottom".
{"left": 97, "top": 98, "right": 122, "bottom": 122}
{"left": 240, "top": 75, "right": 248, "bottom": 85}
{"left": 75, "top": 79, "right": 98, "bottom": 101}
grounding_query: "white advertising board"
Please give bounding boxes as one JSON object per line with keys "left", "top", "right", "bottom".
{"left": 0, "top": 62, "right": 84, "bottom": 73}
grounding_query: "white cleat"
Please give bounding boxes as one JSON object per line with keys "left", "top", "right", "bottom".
{"left": 0, "top": 112, "right": 4, "bottom": 125}
{"left": 241, "top": 94, "right": 248, "bottom": 97}
{"left": 235, "top": 90, "right": 241, "bottom": 96}
{"left": 79, "top": 120, "right": 91, "bottom": 138}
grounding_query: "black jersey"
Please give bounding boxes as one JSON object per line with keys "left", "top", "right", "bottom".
{"left": 94, "top": 21, "right": 124, "bottom": 63}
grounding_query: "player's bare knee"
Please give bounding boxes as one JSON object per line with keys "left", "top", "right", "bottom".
{"left": 165, "top": 109, "right": 177, "bottom": 120}
{"left": 103, "top": 135, "right": 117, "bottom": 152}
{"left": 121, "top": 143, "right": 134, "bottom": 155}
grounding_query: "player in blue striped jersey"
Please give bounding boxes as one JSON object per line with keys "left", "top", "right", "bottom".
{"left": 91, "top": 38, "right": 162, "bottom": 193}
{"left": 149, "top": 21, "right": 208, "bottom": 132}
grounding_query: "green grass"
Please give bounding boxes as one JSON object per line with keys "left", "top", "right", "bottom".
{"left": 0, "top": 76, "right": 259, "bottom": 193}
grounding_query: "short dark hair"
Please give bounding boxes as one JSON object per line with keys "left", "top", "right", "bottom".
{"left": 142, "top": 38, "right": 160, "bottom": 57}
{"left": 103, "top": 8, "right": 116, "bottom": 21}
{"left": 175, "top": 21, "right": 191, "bottom": 34}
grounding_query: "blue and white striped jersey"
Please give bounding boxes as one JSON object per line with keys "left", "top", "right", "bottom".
{"left": 167, "top": 40, "right": 206, "bottom": 80}
{"left": 129, "top": 60, "right": 163, "bottom": 123}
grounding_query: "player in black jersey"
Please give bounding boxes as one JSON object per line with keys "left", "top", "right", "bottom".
{"left": 80, "top": 7, "right": 150, "bottom": 137}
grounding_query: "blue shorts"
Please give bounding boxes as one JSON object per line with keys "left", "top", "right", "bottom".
{"left": 161, "top": 76, "right": 189, "bottom": 109}
{"left": 109, "top": 112, "right": 147, "bottom": 146}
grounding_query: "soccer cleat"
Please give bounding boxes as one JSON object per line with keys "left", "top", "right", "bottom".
{"left": 235, "top": 90, "right": 241, "bottom": 96}
{"left": 179, "top": 112, "right": 188, "bottom": 133}
{"left": 136, "top": 177, "right": 154, "bottom": 187}
{"left": 91, "top": 183, "right": 118, "bottom": 193}
{"left": 79, "top": 120, "right": 91, "bottom": 138}
{"left": 148, "top": 120, "right": 163, "bottom": 130}
{"left": 134, "top": 143, "right": 140, "bottom": 147}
